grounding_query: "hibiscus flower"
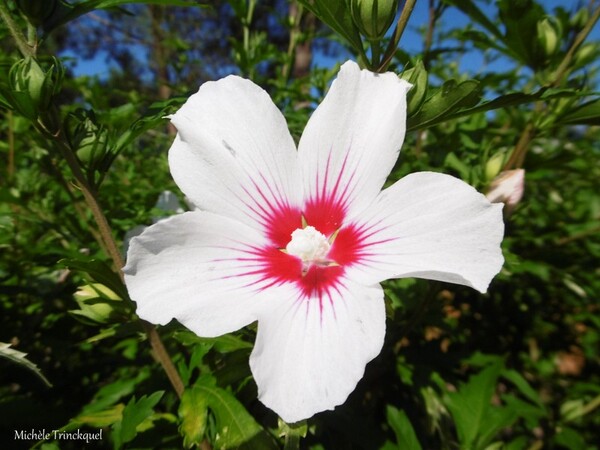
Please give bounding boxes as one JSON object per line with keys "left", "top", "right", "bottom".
{"left": 123, "top": 61, "right": 504, "bottom": 423}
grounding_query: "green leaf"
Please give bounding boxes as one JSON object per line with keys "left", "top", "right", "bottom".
{"left": 475, "top": 406, "right": 518, "bottom": 449}
{"left": 559, "top": 98, "right": 600, "bottom": 125}
{"left": 60, "top": 258, "right": 129, "bottom": 301}
{"left": 174, "top": 331, "right": 253, "bottom": 353}
{"left": 0, "top": 341, "right": 51, "bottom": 387}
{"left": 553, "top": 427, "right": 588, "bottom": 450}
{"left": 407, "top": 87, "right": 580, "bottom": 131}
{"left": 445, "top": 0, "right": 504, "bottom": 41}
{"left": 42, "top": 0, "right": 202, "bottom": 35}
{"left": 445, "top": 361, "right": 503, "bottom": 449}
{"left": 113, "top": 391, "right": 164, "bottom": 449}
{"left": 502, "top": 369, "right": 544, "bottom": 409}
{"left": 298, "top": 0, "right": 363, "bottom": 52}
{"left": 193, "top": 377, "right": 277, "bottom": 449}
{"left": 179, "top": 387, "right": 209, "bottom": 448}
{"left": 74, "top": 404, "right": 125, "bottom": 428}
{"left": 386, "top": 405, "right": 422, "bottom": 450}
{"left": 497, "top": 0, "right": 546, "bottom": 68}
{"left": 407, "top": 80, "right": 481, "bottom": 130}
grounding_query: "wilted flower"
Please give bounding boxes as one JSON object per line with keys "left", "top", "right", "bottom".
{"left": 124, "top": 61, "right": 504, "bottom": 423}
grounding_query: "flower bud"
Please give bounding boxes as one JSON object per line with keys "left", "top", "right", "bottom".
{"left": 65, "top": 110, "right": 109, "bottom": 165}
{"left": 72, "top": 283, "right": 121, "bottom": 324}
{"left": 486, "top": 169, "right": 525, "bottom": 215}
{"left": 537, "top": 17, "right": 560, "bottom": 57}
{"left": 9, "top": 58, "right": 45, "bottom": 115}
{"left": 349, "top": 0, "right": 398, "bottom": 41}
{"left": 7, "top": 57, "right": 64, "bottom": 119}
{"left": 570, "top": 7, "right": 589, "bottom": 31}
{"left": 574, "top": 42, "right": 597, "bottom": 66}
{"left": 484, "top": 152, "right": 506, "bottom": 182}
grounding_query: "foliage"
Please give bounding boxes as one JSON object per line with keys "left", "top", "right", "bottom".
{"left": 1, "top": 0, "right": 599, "bottom": 448}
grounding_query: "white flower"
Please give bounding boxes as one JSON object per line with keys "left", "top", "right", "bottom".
{"left": 123, "top": 61, "right": 504, "bottom": 423}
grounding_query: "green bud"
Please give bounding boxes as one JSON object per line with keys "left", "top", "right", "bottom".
{"left": 7, "top": 57, "right": 64, "bottom": 119}
{"left": 65, "top": 110, "right": 109, "bottom": 165}
{"left": 16, "top": 0, "right": 58, "bottom": 26}
{"left": 485, "top": 151, "right": 507, "bottom": 182}
{"left": 537, "top": 17, "right": 560, "bottom": 57}
{"left": 72, "top": 283, "right": 121, "bottom": 324}
{"left": 400, "top": 61, "right": 428, "bottom": 116}
{"left": 570, "top": 7, "right": 589, "bottom": 31}
{"left": 349, "top": 0, "right": 398, "bottom": 41}
{"left": 574, "top": 42, "right": 596, "bottom": 66}
{"left": 9, "top": 57, "right": 45, "bottom": 109}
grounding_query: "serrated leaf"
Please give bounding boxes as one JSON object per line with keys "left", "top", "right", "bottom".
{"left": 386, "top": 405, "right": 422, "bottom": 450}
{"left": 407, "top": 80, "right": 481, "bottom": 130}
{"left": 298, "top": 0, "right": 362, "bottom": 52}
{"left": 113, "top": 391, "right": 164, "bottom": 449}
{"left": 502, "top": 369, "right": 544, "bottom": 409}
{"left": 445, "top": 361, "right": 503, "bottom": 448}
{"left": 194, "top": 377, "right": 277, "bottom": 449}
{"left": 407, "top": 87, "right": 582, "bottom": 131}
{"left": 179, "top": 388, "right": 209, "bottom": 448}
{"left": 0, "top": 342, "right": 51, "bottom": 387}
{"left": 74, "top": 404, "right": 125, "bottom": 427}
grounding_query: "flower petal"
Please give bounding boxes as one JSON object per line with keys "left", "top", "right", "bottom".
{"left": 168, "top": 75, "right": 301, "bottom": 235}
{"left": 345, "top": 172, "right": 504, "bottom": 293}
{"left": 250, "top": 280, "right": 385, "bottom": 423}
{"left": 124, "top": 211, "right": 285, "bottom": 337}
{"left": 298, "top": 61, "right": 411, "bottom": 231}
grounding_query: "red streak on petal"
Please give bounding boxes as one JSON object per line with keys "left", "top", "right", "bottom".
{"left": 249, "top": 247, "right": 346, "bottom": 299}
{"left": 265, "top": 204, "right": 303, "bottom": 248}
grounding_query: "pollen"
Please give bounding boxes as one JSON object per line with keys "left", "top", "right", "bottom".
{"left": 285, "top": 226, "right": 331, "bottom": 263}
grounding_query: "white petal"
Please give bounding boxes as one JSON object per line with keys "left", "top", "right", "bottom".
{"left": 346, "top": 172, "right": 504, "bottom": 293}
{"left": 124, "top": 211, "right": 283, "bottom": 337}
{"left": 297, "top": 61, "right": 411, "bottom": 224}
{"left": 250, "top": 280, "right": 385, "bottom": 423}
{"left": 169, "top": 75, "right": 301, "bottom": 232}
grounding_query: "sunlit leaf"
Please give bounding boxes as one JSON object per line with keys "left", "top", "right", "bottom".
{"left": 0, "top": 342, "right": 52, "bottom": 387}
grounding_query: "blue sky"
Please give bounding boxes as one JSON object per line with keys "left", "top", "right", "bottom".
{"left": 63, "top": 0, "right": 599, "bottom": 80}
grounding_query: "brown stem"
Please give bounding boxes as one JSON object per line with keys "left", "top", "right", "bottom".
{"left": 502, "top": 6, "right": 600, "bottom": 171}
{"left": 503, "top": 122, "right": 536, "bottom": 170}
{"left": 37, "top": 123, "right": 185, "bottom": 398}
{"left": 552, "top": 4, "right": 600, "bottom": 88}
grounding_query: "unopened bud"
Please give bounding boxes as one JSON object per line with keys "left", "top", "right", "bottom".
{"left": 72, "top": 283, "right": 121, "bottom": 324}
{"left": 350, "top": 0, "right": 398, "bottom": 41}
{"left": 570, "top": 7, "right": 589, "bottom": 31}
{"left": 76, "top": 120, "right": 108, "bottom": 164}
{"left": 8, "top": 57, "right": 64, "bottom": 119}
{"left": 537, "top": 17, "right": 560, "bottom": 57}
{"left": 484, "top": 152, "right": 506, "bottom": 182}
{"left": 574, "top": 43, "right": 596, "bottom": 66}
{"left": 486, "top": 169, "right": 525, "bottom": 215}
{"left": 10, "top": 57, "right": 45, "bottom": 108}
